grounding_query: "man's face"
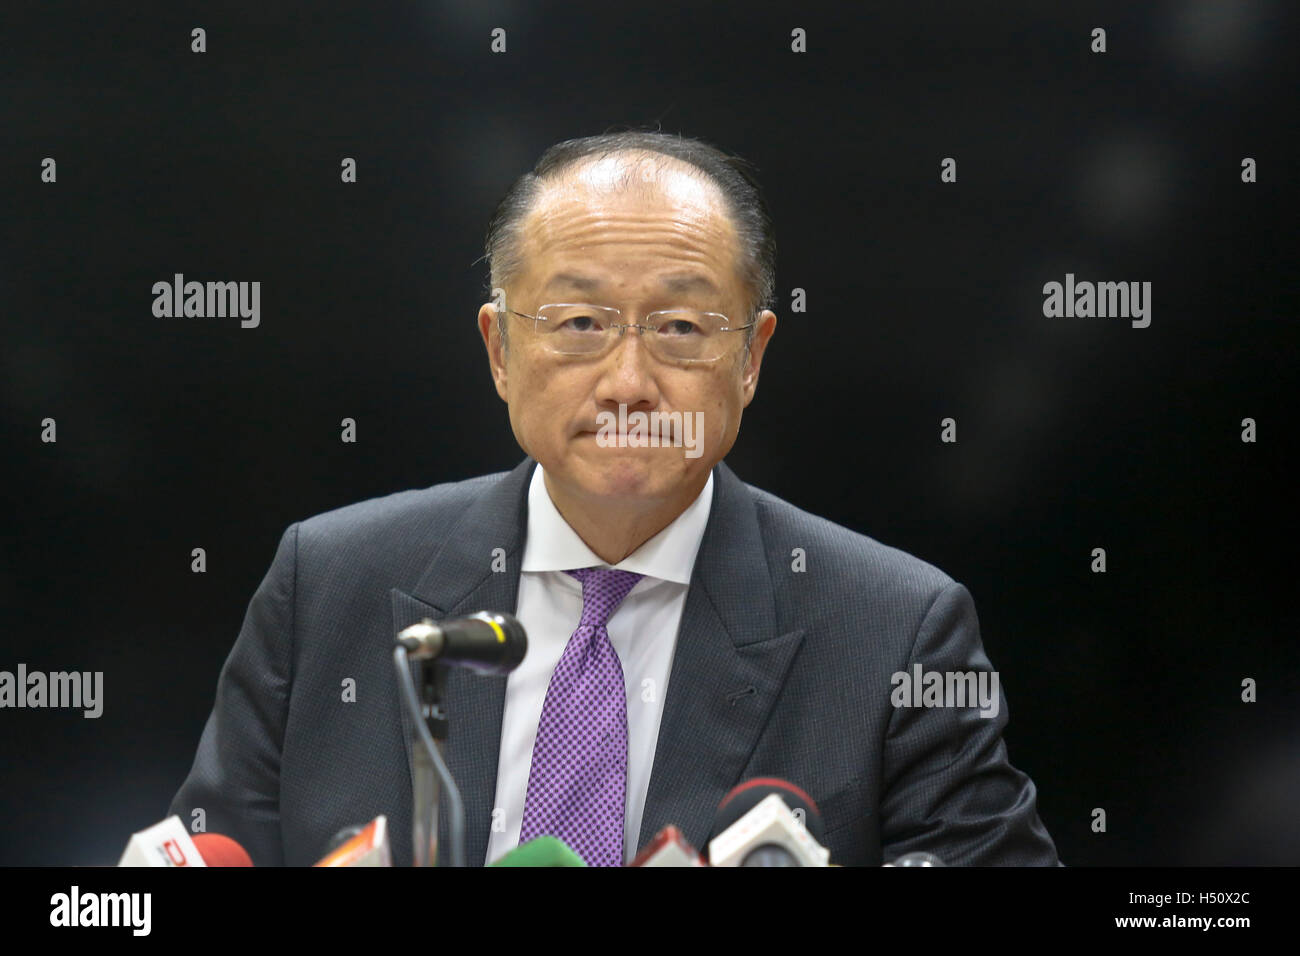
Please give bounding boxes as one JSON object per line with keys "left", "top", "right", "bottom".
{"left": 479, "top": 153, "right": 776, "bottom": 510}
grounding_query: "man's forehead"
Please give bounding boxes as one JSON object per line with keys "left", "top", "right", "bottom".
{"left": 518, "top": 153, "right": 741, "bottom": 289}
{"left": 526, "top": 152, "right": 733, "bottom": 237}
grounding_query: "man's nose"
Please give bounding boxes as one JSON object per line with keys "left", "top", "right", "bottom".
{"left": 594, "top": 327, "right": 662, "bottom": 405}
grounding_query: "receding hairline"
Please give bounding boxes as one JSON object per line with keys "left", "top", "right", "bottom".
{"left": 511, "top": 150, "right": 743, "bottom": 294}
{"left": 543, "top": 148, "right": 720, "bottom": 192}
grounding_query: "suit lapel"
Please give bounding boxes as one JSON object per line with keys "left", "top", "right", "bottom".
{"left": 391, "top": 456, "right": 535, "bottom": 867}
{"left": 638, "top": 462, "right": 806, "bottom": 853}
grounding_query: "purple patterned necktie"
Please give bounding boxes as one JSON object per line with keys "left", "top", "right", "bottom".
{"left": 518, "top": 567, "right": 643, "bottom": 867}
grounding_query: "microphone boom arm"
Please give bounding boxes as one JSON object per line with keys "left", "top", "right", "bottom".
{"left": 392, "top": 645, "right": 467, "bottom": 867}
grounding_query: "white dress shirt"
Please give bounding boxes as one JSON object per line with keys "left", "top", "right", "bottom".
{"left": 484, "top": 464, "right": 714, "bottom": 865}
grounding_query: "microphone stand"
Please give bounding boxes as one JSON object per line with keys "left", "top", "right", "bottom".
{"left": 393, "top": 646, "right": 467, "bottom": 867}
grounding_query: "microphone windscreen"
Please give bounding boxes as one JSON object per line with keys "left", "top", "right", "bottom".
{"left": 192, "top": 833, "right": 254, "bottom": 867}
{"left": 711, "top": 777, "right": 826, "bottom": 843}
{"left": 489, "top": 836, "right": 588, "bottom": 867}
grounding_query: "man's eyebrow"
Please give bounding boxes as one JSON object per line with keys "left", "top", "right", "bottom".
{"left": 658, "top": 273, "right": 721, "bottom": 295}
{"left": 542, "top": 272, "right": 721, "bottom": 295}
{"left": 544, "top": 272, "right": 603, "bottom": 293}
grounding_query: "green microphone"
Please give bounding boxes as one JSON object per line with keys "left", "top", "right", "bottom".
{"left": 489, "top": 836, "right": 588, "bottom": 867}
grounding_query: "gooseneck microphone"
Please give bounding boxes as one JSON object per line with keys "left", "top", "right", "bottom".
{"left": 394, "top": 610, "right": 529, "bottom": 867}
{"left": 396, "top": 611, "right": 526, "bottom": 673}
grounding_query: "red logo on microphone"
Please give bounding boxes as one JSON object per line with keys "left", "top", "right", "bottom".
{"left": 161, "top": 839, "right": 187, "bottom": 866}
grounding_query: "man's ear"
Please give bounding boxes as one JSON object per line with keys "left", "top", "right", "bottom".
{"left": 740, "top": 309, "right": 777, "bottom": 407}
{"left": 478, "top": 302, "right": 510, "bottom": 403}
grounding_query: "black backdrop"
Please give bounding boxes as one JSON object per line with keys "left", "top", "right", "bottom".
{"left": 2, "top": 1, "right": 1296, "bottom": 866}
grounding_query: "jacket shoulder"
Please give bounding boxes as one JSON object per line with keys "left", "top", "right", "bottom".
{"left": 296, "top": 471, "right": 504, "bottom": 535}
{"left": 287, "top": 471, "right": 510, "bottom": 576}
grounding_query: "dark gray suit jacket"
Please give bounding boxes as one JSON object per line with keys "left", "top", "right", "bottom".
{"left": 169, "top": 456, "right": 1059, "bottom": 866}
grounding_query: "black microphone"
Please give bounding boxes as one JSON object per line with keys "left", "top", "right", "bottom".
{"left": 396, "top": 611, "right": 526, "bottom": 674}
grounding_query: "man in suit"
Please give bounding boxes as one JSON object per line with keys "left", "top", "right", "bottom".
{"left": 169, "top": 130, "right": 1060, "bottom": 866}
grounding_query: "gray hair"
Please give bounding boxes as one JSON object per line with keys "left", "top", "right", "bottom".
{"left": 480, "top": 129, "right": 776, "bottom": 346}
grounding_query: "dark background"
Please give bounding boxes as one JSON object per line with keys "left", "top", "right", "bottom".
{"left": 2, "top": 1, "right": 1296, "bottom": 865}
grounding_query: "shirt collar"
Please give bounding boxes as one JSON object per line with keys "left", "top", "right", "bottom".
{"left": 520, "top": 463, "right": 713, "bottom": 585}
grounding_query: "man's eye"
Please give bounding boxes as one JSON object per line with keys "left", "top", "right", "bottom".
{"left": 560, "top": 314, "right": 600, "bottom": 332}
{"left": 660, "top": 318, "right": 701, "bottom": 336}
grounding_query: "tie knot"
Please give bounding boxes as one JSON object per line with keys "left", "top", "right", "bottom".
{"left": 565, "top": 567, "right": 643, "bottom": 629}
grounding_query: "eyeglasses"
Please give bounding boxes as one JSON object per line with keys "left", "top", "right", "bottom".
{"left": 503, "top": 301, "right": 754, "bottom": 364}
